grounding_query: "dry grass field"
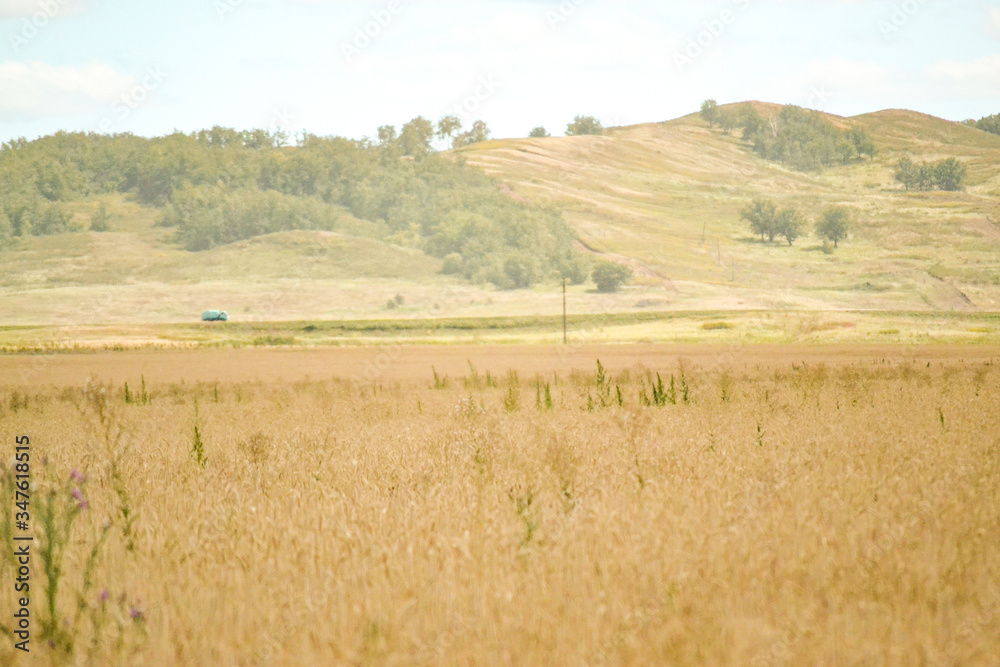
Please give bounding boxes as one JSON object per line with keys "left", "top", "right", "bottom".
{"left": 2, "top": 345, "right": 999, "bottom": 665}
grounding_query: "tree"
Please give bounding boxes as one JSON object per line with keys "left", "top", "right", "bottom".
{"left": 848, "top": 128, "right": 877, "bottom": 159}
{"left": 529, "top": 127, "right": 550, "bottom": 138}
{"left": 453, "top": 120, "right": 491, "bottom": 148}
{"left": 558, "top": 253, "right": 590, "bottom": 285}
{"left": 436, "top": 115, "right": 462, "bottom": 144}
{"left": 776, "top": 208, "right": 804, "bottom": 246}
{"left": 717, "top": 108, "right": 737, "bottom": 135}
{"left": 399, "top": 116, "right": 435, "bottom": 158}
{"left": 816, "top": 207, "right": 850, "bottom": 248}
{"left": 894, "top": 156, "right": 965, "bottom": 192}
{"left": 91, "top": 203, "right": 111, "bottom": 232}
{"left": 0, "top": 123, "right": 588, "bottom": 290}
{"left": 740, "top": 104, "right": 765, "bottom": 139}
{"left": 742, "top": 198, "right": 779, "bottom": 243}
{"left": 441, "top": 253, "right": 463, "bottom": 275}
{"left": 377, "top": 125, "right": 398, "bottom": 147}
{"left": 592, "top": 261, "right": 633, "bottom": 293}
{"left": 969, "top": 113, "right": 1000, "bottom": 136}
{"left": 33, "top": 204, "right": 71, "bottom": 235}
{"left": 566, "top": 115, "right": 603, "bottom": 136}
{"left": 700, "top": 99, "right": 719, "bottom": 127}
{"left": 502, "top": 253, "right": 538, "bottom": 290}
{"left": 894, "top": 157, "right": 922, "bottom": 191}
{"left": 934, "top": 157, "right": 966, "bottom": 191}
{"left": 741, "top": 105, "right": 872, "bottom": 172}
{"left": 0, "top": 209, "right": 11, "bottom": 246}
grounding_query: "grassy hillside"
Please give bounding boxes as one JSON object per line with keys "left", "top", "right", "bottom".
{"left": 459, "top": 103, "right": 1000, "bottom": 312}
{"left": 1, "top": 103, "right": 998, "bottom": 329}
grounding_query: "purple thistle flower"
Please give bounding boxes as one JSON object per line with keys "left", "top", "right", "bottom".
{"left": 129, "top": 607, "right": 144, "bottom": 622}
{"left": 71, "top": 487, "right": 89, "bottom": 510}
{"left": 100, "top": 589, "right": 110, "bottom": 603}
{"left": 70, "top": 469, "right": 86, "bottom": 483}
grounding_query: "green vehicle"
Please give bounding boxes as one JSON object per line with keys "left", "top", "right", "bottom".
{"left": 201, "top": 310, "right": 229, "bottom": 322}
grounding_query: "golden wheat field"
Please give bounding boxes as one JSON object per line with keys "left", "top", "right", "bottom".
{"left": 1, "top": 345, "right": 999, "bottom": 666}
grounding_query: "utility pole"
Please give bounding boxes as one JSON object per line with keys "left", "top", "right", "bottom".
{"left": 562, "top": 278, "right": 568, "bottom": 345}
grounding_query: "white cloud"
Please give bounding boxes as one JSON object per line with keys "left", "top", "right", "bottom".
{"left": 989, "top": 8, "right": 1000, "bottom": 36}
{"left": 927, "top": 54, "right": 1000, "bottom": 98}
{"left": 0, "top": 0, "right": 87, "bottom": 19}
{"left": 800, "top": 58, "right": 890, "bottom": 90}
{"left": 0, "top": 61, "right": 134, "bottom": 121}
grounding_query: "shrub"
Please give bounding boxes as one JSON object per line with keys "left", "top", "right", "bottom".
{"left": 559, "top": 253, "right": 591, "bottom": 286}
{"left": 441, "top": 253, "right": 463, "bottom": 275}
{"left": 90, "top": 204, "right": 111, "bottom": 232}
{"left": 34, "top": 204, "right": 71, "bottom": 235}
{"left": 592, "top": 261, "right": 633, "bottom": 293}
{"left": 566, "top": 116, "right": 603, "bottom": 136}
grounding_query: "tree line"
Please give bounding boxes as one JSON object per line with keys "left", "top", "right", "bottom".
{"left": 701, "top": 101, "right": 877, "bottom": 172}
{"left": 742, "top": 198, "right": 851, "bottom": 250}
{"left": 0, "top": 124, "right": 588, "bottom": 290}
{"left": 893, "top": 157, "right": 967, "bottom": 191}
{"left": 963, "top": 113, "right": 1000, "bottom": 136}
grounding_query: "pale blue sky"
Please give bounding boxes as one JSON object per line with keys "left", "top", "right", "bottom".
{"left": 0, "top": 0, "right": 998, "bottom": 143}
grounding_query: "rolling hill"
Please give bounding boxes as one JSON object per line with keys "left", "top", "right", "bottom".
{"left": 1, "top": 102, "right": 999, "bottom": 334}
{"left": 459, "top": 103, "right": 1000, "bottom": 313}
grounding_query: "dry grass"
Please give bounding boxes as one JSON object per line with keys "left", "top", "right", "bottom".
{"left": 463, "top": 108, "right": 1000, "bottom": 312}
{"left": 1, "top": 347, "right": 999, "bottom": 665}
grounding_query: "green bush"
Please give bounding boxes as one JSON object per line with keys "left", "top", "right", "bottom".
{"left": 592, "top": 261, "right": 633, "bottom": 293}
{"left": 566, "top": 116, "right": 604, "bottom": 136}
{"left": 90, "top": 203, "right": 111, "bottom": 232}
{"left": 441, "top": 253, "right": 463, "bottom": 275}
